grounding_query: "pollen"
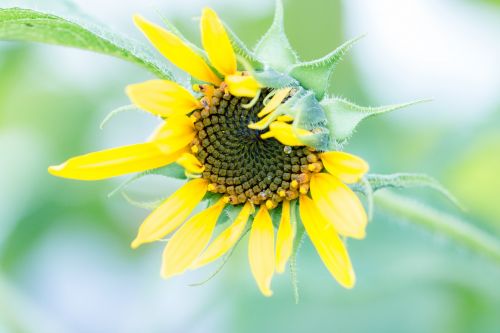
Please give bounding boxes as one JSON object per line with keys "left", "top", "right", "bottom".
{"left": 191, "top": 86, "right": 322, "bottom": 207}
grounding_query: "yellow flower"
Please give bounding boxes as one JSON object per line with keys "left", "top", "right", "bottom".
{"left": 48, "top": 7, "right": 370, "bottom": 297}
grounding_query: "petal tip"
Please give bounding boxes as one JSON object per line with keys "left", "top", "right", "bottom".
{"left": 130, "top": 238, "right": 142, "bottom": 249}
{"left": 275, "top": 265, "right": 286, "bottom": 274}
{"left": 261, "top": 288, "right": 273, "bottom": 297}
{"left": 349, "top": 227, "right": 367, "bottom": 240}
{"left": 161, "top": 266, "right": 182, "bottom": 279}
{"left": 48, "top": 163, "right": 67, "bottom": 177}
{"left": 338, "top": 269, "right": 356, "bottom": 289}
{"left": 201, "top": 7, "right": 214, "bottom": 15}
{"left": 132, "top": 14, "right": 146, "bottom": 26}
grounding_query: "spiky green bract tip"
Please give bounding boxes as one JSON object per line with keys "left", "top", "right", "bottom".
{"left": 288, "top": 35, "right": 365, "bottom": 100}
{"left": 254, "top": 0, "right": 298, "bottom": 72}
{"left": 321, "top": 97, "right": 431, "bottom": 143}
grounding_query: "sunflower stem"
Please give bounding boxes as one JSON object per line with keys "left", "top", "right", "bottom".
{"left": 375, "top": 191, "right": 500, "bottom": 264}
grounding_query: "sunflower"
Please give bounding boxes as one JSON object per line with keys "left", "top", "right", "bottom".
{"left": 49, "top": 6, "right": 370, "bottom": 296}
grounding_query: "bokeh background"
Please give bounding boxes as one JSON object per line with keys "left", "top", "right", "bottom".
{"left": 1, "top": 0, "right": 500, "bottom": 332}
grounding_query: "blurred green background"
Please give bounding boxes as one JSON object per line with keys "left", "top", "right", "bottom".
{"left": 1, "top": 0, "right": 499, "bottom": 332}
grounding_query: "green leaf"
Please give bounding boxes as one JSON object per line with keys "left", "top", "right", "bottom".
{"left": 0, "top": 7, "right": 173, "bottom": 79}
{"left": 289, "top": 35, "right": 364, "bottom": 100}
{"left": 321, "top": 97, "right": 428, "bottom": 142}
{"left": 254, "top": 0, "right": 298, "bottom": 72}
{"left": 360, "top": 173, "right": 462, "bottom": 209}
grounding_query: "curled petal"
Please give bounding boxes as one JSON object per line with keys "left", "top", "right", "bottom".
{"left": 161, "top": 198, "right": 226, "bottom": 278}
{"left": 299, "top": 195, "right": 355, "bottom": 288}
{"left": 131, "top": 179, "right": 208, "bottom": 249}
{"left": 310, "top": 173, "right": 367, "bottom": 239}
{"left": 275, "top": 200, "right": 294, "bottom": 273}
{"left": 260, "top": 121, "right": 310, "bottom": 146}
{"left": 126, "top": 80, "right": 201, "bottom": 117}
{"left": 276, "top": 115, "right": 294, "bottom": 122}
{"left": 320, "top": 151, "right": 369, "bottom": 184}
{"left": 225, "top": 72, "right": 260, "bottom": 97}
{"left": 191, "top": 202, "right": 253, "bottom": 269}
{"left": 201, "top": 7, "right": 237, "bottom": 76}
{"left": 248, "top": 205, "right": 275, "bottom": 297}
{"left": 134, "top": 15, "right": 221, "bottom": 85}
{"left": 258, "top": 88, "right": 292, "bottom": 118}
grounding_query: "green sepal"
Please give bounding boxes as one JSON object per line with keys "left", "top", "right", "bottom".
{"left": 321, "top": 97, "right": 429, "bottom": 143}
{"left": 0, "top": 7, "right": 173, "bottom": 79}
{"left": 254, "top": 0, "right": 298, "bottom": 72}
{"left": 108, "top": 163, "right": 187, "bottom": 198}
{"left": 289, "top": 35, "right": 364, "bottom": 100}
{"left": 99, "top": 104, "right": 141, "bottom": 129}
{"left": 252, "top": 68, "right": 299, "bottom": 89}
{"left": 121, "top": 191, "right": 166, "bottom": 210}
{"left": 356, "top": 177, "right": 374, "bottom": 220}
{"left": 269, "top": 206, "right": 282, "bottom": 228}
{"left": 353, "top": 173, "right": 462, "bottom": 210}
{"left": 292, "top": 91, "right": 330, "bottom": 150}
{"left": 217, "top": 204, "right": 243, "bottom": 226}
{"left": 189, "top": 223, "right": 252, "bottom": 287}
{"left": 203, "top": 191, "right": 222, "bottom": 206}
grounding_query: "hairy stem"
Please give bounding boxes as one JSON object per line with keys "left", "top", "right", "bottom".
{"left": 375, "top": 191, "right": 500, "bottom": 264}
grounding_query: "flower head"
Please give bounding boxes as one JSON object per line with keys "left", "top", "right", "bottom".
{"left": 48, "top": 2, "right": 416, "bottom": 297}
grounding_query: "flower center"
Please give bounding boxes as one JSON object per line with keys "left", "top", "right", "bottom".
{"left": 190, "top": 86, "right": 322, "bottom": 207}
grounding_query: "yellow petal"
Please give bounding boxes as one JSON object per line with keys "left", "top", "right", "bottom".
{"left": 225, "top": 72, "right": 260, "bottom": 97}
{"left": 247, "top": 112, "right": 276, "bottom": 130}
{"left": 176, "top": 153, "right": 205, "bottom": 174}
{"left": 149, "top": 115, "right": 196, "bottom": 154}
{"left": 131, "top": 179, "right": 208, "bottom": 249}
{"left": 258, "top": 88, "right": 292, "bottom": 118}
{"left": 133, "top": 15, "right": 221, "bottom": 85}
{"left": 275, "top": 200, "right": 294, "bottom": 273}
{"left": 320, "top": 151, "right": 369, "bottom": 184}
{"left": 260, "top": 121, "right": 310, "bottom": 146}
{"left": 126, "top": 80, "right": 202, "bottom": 117}
{"left": 48, "top": 142, "right": 181, "bottom": 181}
{"left": 248, "top": 205, "right": 275, "bottom": 297}
{"left": 201, "top": 7, "right": 237, "bottom": 76}
{"left": 276, "top": 115, "right": 294, "bottom": 122}
{"left": 191, "top": 202, "right": 252, "bottom": 269}
{"left": 299, "top": 195, "right": 355, "bottom": 288}
{"left": 161, "top": 198, "right": 226, "bottom": 278}
{"left": 310, "top": 173, "right": 368, "bottom": 239}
